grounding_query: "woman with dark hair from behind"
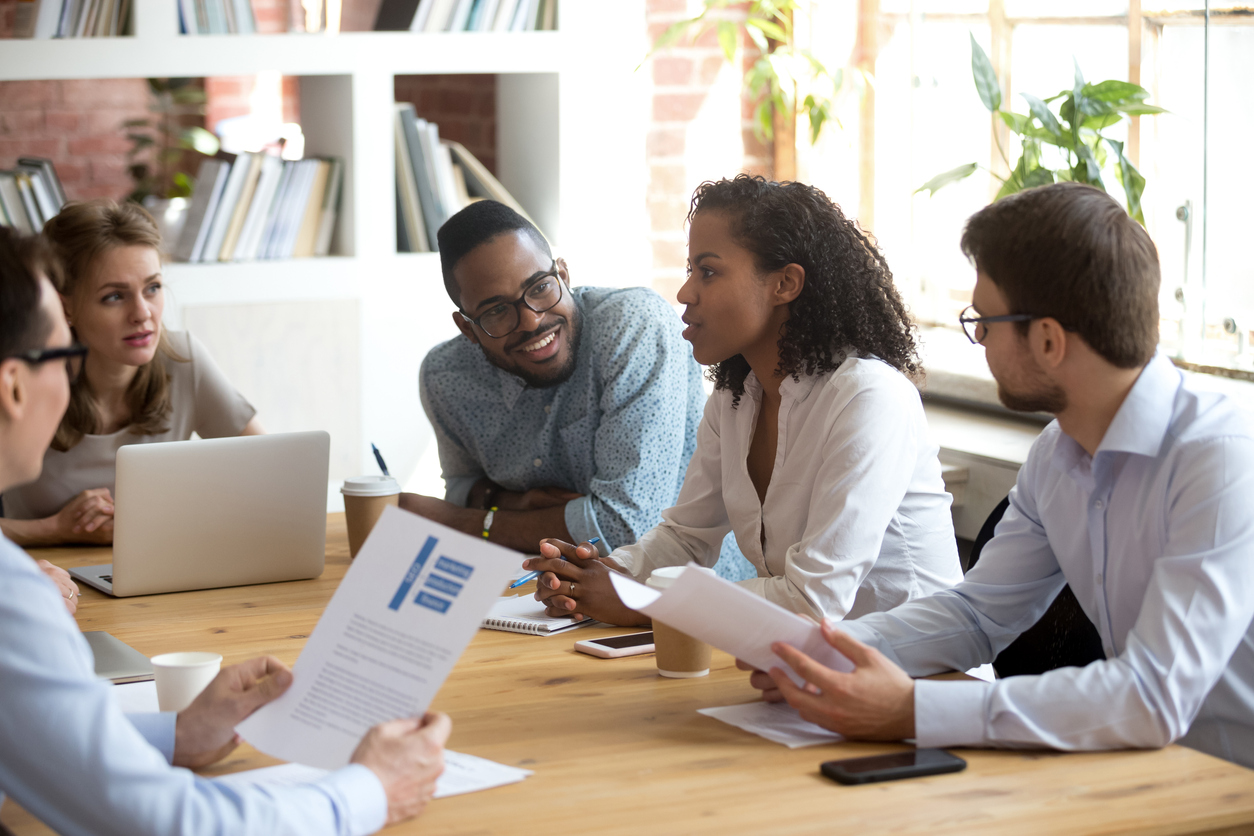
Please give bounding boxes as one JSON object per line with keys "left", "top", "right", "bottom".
{"left": 0, "top": 199, "right": 263, "bottom": 547}
{"left": 530, "top": 174, "right": 962, "bottom": 624}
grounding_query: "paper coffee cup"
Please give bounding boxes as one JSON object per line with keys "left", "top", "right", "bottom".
{"left": 342, "top": 476, "right": 401, "bottom": 558}
{"left": 646, "top": 566, "right": 712, "bottom": 678}
{"left": 151, "top": 651, "right": 222, "bottom": 712}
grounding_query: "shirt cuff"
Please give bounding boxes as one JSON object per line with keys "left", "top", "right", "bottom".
{"left": 126, "top": 711, "right": 177, "bottom": 764}
{"left": 444, "top": 476, "right": 477, "bottom": 508}
{"left": 563, "top": 496, "right": 609, "bottom": 553}
{"left": 914, "top": 678, "right": 992, "bottom": 749}
{"left": 321, "top": 763, "right": 389, "bottom": 836}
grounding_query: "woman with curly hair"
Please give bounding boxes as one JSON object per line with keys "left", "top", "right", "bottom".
{"left": 527, "top": 174, "right": 962, "bottom": 624}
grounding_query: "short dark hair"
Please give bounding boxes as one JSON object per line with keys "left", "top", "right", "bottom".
{"left": 688, "top": 175, "right": 920, "bottom": 404}
{"left": 0, "top": 226, "right": 59, "bottom": 361}
{"left": 436, "top": 200, "right": 551, "bottom": 307}
{"left": 960, "top": 182, "right": 1160, "bottom": 369}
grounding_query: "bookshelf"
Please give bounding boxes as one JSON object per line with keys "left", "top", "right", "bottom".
{"left": 0, "top": 0, "right": 651, "bottom": 507}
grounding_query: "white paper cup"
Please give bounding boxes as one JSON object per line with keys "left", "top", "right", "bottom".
{"left": 151, "top": 652, "right": 222, "bottom": 712}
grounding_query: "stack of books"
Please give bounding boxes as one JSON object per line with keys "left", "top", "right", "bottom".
{"left": 393, "top": 103, "right": 534, "bottom": 253}
{"left": 12, "top": 0, "right": 132, "bottom": 37}
{"left": 173, "top": 152, "right": 343, "bottom": 262}
{"left": 374, "top": 0, "right": 556, "bottom": 32}
{"left": 0, "top": 159, "right": 67, "bottom": 233}
{"left": 176, "top": 0, "right": 256, "bottom": 34}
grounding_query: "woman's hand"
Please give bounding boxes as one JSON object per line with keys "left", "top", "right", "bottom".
{"left": 51, "top": 488, "right": 115, "bottom": 543}
{"left": 36, "top": 559, "right": 79, "bottom": 615}
{"left": 522, "top": 539, "right": 650, "bottom": 627}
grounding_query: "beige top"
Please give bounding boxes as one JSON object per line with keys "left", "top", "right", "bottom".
{"left": 2, "top": 331, "right": 255, "bottom": 520}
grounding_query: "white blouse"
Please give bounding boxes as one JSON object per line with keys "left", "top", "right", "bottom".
{"left": 611, "top": 357, "right": 963, "bottom": 619}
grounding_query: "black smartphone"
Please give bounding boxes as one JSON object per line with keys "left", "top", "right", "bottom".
{"left": 820, "top": 748, "right": 967, "bottom": 785}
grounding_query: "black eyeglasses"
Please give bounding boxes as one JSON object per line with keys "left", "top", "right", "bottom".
{"left": 958, "top": 305, "right": 1038, "bottom": 345}
{"left": 460, "top": 262, "right": 564, "bottom": 339}
{"left": 7, "top": 343, "right": 88, "bottom": 384}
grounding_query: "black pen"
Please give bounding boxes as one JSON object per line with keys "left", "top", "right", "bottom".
{"left": 371, "top": 443, "right": 390, "bottom": 477}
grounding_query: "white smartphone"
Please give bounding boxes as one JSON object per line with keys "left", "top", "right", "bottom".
{"left": 574, "top": 631, "right": 655, "bottom": 658}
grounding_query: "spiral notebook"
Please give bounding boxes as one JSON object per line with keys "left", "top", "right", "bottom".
{"left": 481, "top": 595, "right": 595, "bottom": 636}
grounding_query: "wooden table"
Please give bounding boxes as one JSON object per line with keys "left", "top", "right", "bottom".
{"left": 5, "top": 514, "right": 1254, "bottom": 835}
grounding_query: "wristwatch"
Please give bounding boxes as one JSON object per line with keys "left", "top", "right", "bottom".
{"left": 481, "top": 506, "right": 498, "bottom": 539}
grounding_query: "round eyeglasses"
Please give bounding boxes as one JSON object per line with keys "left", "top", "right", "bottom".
{"left": 460, "top": 263, "right": 564, "bottom": 339}
{"left": 6, "top": 343, "right": 88, "bottom": 384}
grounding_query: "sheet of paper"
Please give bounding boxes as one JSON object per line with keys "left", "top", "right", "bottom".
{"left": 211, "top": 750, "right": 532, "bottom": 798}
{"left": 482, "top": 595, "right": 594, "bottom": 635}
{"left": 609, "top": 566, "right": 851, "bottom": 687}
{"left": 111, "top": 679, "right": 159, "bottom": 714}
{"left": 236, "top": 506, "right": 519, "bottom": 769}
{"left": 698, "top": 701, "right": 844, "bottom": 748}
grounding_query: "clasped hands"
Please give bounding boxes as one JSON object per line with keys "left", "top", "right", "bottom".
{"left": 523, "top": 538, "right": 649, "bottom": 627}
{"left": 173, "top": 656, "right": 451, "bottom": 826}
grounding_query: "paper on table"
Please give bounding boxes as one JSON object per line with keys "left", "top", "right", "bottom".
{"left": 698, "top": 702, "right": 844, "bottom": 748}
{"left": 608, "top": 566, "right": 851, "bottom": 687}
{"left": 211, "top": 750, "right": 533, "bottom": 798}
{"left": 111, "top": 679, "right": 159, "bottom": 714}
{"left": 235, "top": 506, "right": 519, "bottom": 769}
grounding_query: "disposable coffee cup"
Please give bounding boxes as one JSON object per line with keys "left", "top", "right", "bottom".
{"left": 151, "top": 651, "right": 222, "bottom": 712}
{"left": 646, "top": 566, "right": 713, "bottom": 678}
{"left": 342, "top": 475, "right": 401, "bottom": 558}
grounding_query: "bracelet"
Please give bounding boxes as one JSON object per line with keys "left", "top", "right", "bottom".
{"left": 481, "top": 506, "right": 498, "bottom": 539}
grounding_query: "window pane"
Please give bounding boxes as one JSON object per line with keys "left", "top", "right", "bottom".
{"left": 1005, "top": 0, "right": 1127, "bottom": 18}
{"left": 880, "top": 0, "right": 989, "bottom": 15}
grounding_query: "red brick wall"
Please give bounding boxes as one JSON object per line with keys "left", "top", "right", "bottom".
{"left": 394, "top": 74, "right": 497, "bottom": 175}
{"left": 644, "top": 0, "right": 772, "bottom": 302}
{"left": 0, "top": 78, "right": 151, "bottom": 201}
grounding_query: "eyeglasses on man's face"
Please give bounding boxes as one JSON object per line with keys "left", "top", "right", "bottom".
{"left": 6, "top": 343, "right": 89, "bottom": 385}
{"left": 958, "top": 305, "right": 1037, "bottom": 345}
{"left": 461, "top": 262, "right": 564, "bottom": 339}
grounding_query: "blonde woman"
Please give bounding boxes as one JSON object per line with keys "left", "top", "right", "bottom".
{"left": 0, "top": 200, "right": 262, "bottom": 546}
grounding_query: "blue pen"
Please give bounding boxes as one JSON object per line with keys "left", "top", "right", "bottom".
{"left": 508, "top": 537, "right": 600, "bottom": 589}
{"left": 371, "top": 443, "right": 390, "bottom": 477}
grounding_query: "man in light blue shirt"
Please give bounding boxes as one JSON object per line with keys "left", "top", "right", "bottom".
{"left": 743, "top": 183, "right": 1254, "bottom": 768}
{"left": 400, "top": 200, "right": 706, "bottom": 555}
{"left": 0, "top": 227, "right": 450, "bottom": 834}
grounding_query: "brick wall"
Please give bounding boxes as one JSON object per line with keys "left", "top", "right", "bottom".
{"left": 395, "top": 74, "right": 497, "bottom": 175}
{"left": 644, "top": 0, "right": 771, "bottom": 302}
{"left": 0, "top": 78, "right": 151, "bottom": 201}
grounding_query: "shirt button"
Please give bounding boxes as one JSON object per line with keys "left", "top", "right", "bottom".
{"left": 533, "top": 458, "right": 542, "bottom": 467}
{"left": 1094, "top": 499, "right": 1104, "bottom": 509}
{"left": 544, "top": 405, "right": 551, "bottom": 414}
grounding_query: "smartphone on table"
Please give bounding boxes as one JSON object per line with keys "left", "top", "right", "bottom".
{"left": 574, "top": 631, "right": 655, "bottom": 658}
{"left": 820, "top": 748, "right": 967, "bottom": 785}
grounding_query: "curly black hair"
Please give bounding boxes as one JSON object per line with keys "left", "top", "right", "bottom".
{"left": 688, "top": 175, "right": 920, "bottom": 404}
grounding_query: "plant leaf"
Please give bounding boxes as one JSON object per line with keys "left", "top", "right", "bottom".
{"left": 1074, "top": 141, "right": 1104, "bottom": 188}
{"left": 1083, "top": 79, "right": 1149, "bottom": 103}
{"left": 1115, "top": 103, "right": 1167, "bottom": 116}
{"left": 1021, "top": 93, "right": 1063, "bottom": 139}
{"left": 651, "top": 15, "right": 704, "bottom": 52}
{"left": 1081, "top": 112, "right": 1122, "bottom": 131}
{"left": 179, "top": 126, "right": 220, "bottom": 156}
{"left": 1107, "top": 138, "right": 1147, "bottom": 224}
{"left": 745, "top": 23, "right": 769, "bottom": 53}
{"left": 969, "top": 33, "right": 1001, "bottom": 112}
{"left": 915, "top": 162, "right": 979, "bottom": 196}
{"left": 1022, "top": 167, "right": 1055, "bottom": 189}
{"left": 717, "top": 20, "right": 737, "bottom": 63}
{"left": 745, "top": 15, "right": 787, "bottom": 43}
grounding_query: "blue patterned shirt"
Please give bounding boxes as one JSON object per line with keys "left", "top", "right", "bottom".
{"left": 419, "top": 286, "right": 705, "bottom": 551}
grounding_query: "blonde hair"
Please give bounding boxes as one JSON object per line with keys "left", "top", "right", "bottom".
{"left": 41, "top": 199, "right": 185, "bottom": 451}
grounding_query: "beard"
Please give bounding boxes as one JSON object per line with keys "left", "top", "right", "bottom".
{"left": 485, "top": 309, "right": 583, "bottom": 389}
{"left": 996, "top": 361, "right": 1067, "bottom": 414}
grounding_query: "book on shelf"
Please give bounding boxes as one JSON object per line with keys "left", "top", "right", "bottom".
{"left": 392, "top": 104, "right": 536, "bottom": 253}
{"left": 0, "top": 159, "right": 67, "bottom": 234}
{"left": 383, "top": 0, "right": 554, "bottom": 31}
{"left": 174, "top": 153, "right": 343, "bottom": 262}
{"left": 14, "top": 0, "right": 134, "bottom": 37}
{"left": 176, "top": 0, "right": 256, "bottom": 34}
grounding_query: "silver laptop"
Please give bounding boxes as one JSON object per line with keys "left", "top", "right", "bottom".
{"left": 69, "top": 431, "right": 329, "bottom": 597}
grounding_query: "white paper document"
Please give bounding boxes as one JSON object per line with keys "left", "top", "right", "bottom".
{"left": 698, "top": 702, "right": 844, "bottom": 748}
{"left": 211, "top": 750, "right": 532, "bottom": 798}
{"left": 608, "top": 566, "right": 852, "bottom": 687}
{"left": 111, "top": 679, "right": 159, "bottom": 714}
{"left": 235, "top": 506, "right": 519, "bottom": 769}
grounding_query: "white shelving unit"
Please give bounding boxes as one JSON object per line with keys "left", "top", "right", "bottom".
{"left": 0, "top": 0, "right": 651, "bottom": 506}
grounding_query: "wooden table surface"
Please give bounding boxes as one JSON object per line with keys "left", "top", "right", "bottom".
{"left": 5, "top": 514, "right": 1254, "bottom": 835}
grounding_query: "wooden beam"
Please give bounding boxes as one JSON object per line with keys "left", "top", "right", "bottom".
{"left": 855, "top": 0, "right": 880, "bottom": 230}
{"left": 1129, "top": 0, "right": 1142, "bottom": 165}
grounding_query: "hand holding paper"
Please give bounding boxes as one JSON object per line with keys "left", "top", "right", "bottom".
{"left": 607, "top": 567, "right": 852, "bottom": 687}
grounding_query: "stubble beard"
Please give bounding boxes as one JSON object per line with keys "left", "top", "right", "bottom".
{"left": 486, "top": 309, "right": 583, "bottom": 389}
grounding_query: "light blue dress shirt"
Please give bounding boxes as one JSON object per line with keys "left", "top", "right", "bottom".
{"left": 420, "top": 286, "right": 706, "bottom": 552}
{"left": 842, "top": 353, "right": 1254, "bottom": 767}
{"left": 0, "top": 536, "right": 388, "bottom": 836}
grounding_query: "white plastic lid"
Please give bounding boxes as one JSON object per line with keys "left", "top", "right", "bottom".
{"left": 341, "top": 475, "right": 402, "bottom": 497}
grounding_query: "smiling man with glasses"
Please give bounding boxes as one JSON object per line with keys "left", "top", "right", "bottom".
{"left": 401, "top": 200, "right": 705, "bottom": 555}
